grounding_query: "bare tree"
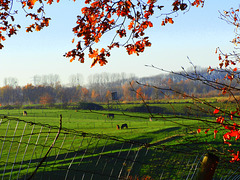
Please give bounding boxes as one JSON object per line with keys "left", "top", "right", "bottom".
{"left": 69, "top": 73, "right": 84, "bottom": 87}
{"left": 3, "top": 77, "right": 18, "bottom": 88}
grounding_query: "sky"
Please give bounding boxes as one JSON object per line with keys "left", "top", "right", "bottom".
{"left": 0, "top": 0, "right": 239, "bottom": 86}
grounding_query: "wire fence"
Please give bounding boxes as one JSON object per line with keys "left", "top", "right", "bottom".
{"left": 0, "top": 114, "right": 239, "bottom": 180}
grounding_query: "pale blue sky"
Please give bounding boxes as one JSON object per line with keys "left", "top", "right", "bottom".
{"left": 0, "top": 0, "right": 239, "bottom": 86}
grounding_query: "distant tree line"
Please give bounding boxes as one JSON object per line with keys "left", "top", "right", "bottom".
{"left": 0, "top": 68, "right": 237, "bottom": 106}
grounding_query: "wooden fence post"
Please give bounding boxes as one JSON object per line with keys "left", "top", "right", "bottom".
{"left": 196, "top": 153, "right": 219, "bottom": 180}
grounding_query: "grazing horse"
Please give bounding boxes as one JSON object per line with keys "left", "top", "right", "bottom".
{"left": 23, "top": 111, "right": 27, "bottom": 116}
{"left": 107, "top": 113, "right": 114, "bottom": 119}
{"left": 121, "top": 123, "right": 128, "bottom": 129}
{"left": 116, "top": 125, "right": 120, "bottom": 130}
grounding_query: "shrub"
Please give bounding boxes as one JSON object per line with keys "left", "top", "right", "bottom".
{"left": 76, "top": 102, "right": 104, "bottom": 110}
{"left": 126, "top": 105, "right": 166, "bottom": 114}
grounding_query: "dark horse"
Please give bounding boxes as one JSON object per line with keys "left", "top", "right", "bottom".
{"left": 121, "top": 123, "right": 128, "bottom": 129}
{"left": 107, "top": 113, "right": 114, "bottom": 119}
{"left": 23, "top": 111, "right": 27, "bottom": 116}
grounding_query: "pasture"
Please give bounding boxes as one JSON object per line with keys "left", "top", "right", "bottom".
{"left": 0, "top": 108, "right": 201, "bottom": 143}
{"left": 0, "top": 106, "right": 239, "bottom": 179}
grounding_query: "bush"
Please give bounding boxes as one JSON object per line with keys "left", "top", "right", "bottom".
{"left": 24, "top": 105, "right": 46, "bottom": 109}
{"left": 76, "top": 102, "right": 104, "bottom": 110}
{"left": 0, "top": 105, "right": 14, "bottom": 110}
{"left": 126, "top": 105, "right": 166, "bottom": 114}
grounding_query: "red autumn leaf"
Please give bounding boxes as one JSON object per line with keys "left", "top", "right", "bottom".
{"left": 0, "top": 43, "right": 4, "bottom": 49}
{"left": 231, "top": 111, "right": 237, "bottom": 115}
{"left": 205, "top": 129, "right": 210, "bottom": 134}
{"left": 219, "top": 62, "right": 223, "bottom": 69}
{"left": 224, "top": 141, "right": 232, "bottom": 146}
{"left": 192, "top": 0, "right": 204, "bottom": 7}
{"left": 47, "top": 0, "right": 54, "bottom": 4}
{"left": 233, "top": 67, "right": 237, "bottom": 72}
{"left": 231, "top": 60, "right": 236, "bottom": 65}
{"left": 216, "top": 116, "right": 224, "bottom": 124}
{"left": 148, "top": 21, "right": 153, "bottom": 27}
{"left": 213, "top": 108, "right": 219, "bottom": 114}
{"left": 230, "top": 151, "right": 240, "bottom": 163}
{"left": 225, "top": 60, "right": 229, "bottom": 67}
{"left": 218, "top": 54, "right": 222, "bottom": 60}
{"left": 222, "top": 87, "right": 227, "bottom": 95}
{"left": 0, "top": 35, "right": 6, "bottom": 41}
{"left": 9, "top": 27, "right": 16, "bottom": 35}
{"left": 227, "top": 74, "right": 234, "bottom": 81}
{"left": 197, "top": 128, "right": 201, "bottom": 133}
{"left": 214, "top": 130, "right": 218, "bottom": 139}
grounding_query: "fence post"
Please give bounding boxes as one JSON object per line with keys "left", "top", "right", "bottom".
{"left": 196, "top": 153, "right": 219, "bottom": 180}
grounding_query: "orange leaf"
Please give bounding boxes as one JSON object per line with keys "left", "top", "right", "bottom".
{"left": 109, "top": 19, "right": 115, "bottom": 24}
{"left": 100, "top": 59, "right": 107, "bottom": 66}
{"left": 89, "top": 49, "right": 98, "bottom": 58}
{"left": 70, "top": 57, "right": 75, "bottom": 62}
{"left": 35, "top": 24, "right": 41, "bottom": 31}
{"left": 233, "top": 67, "right": 237, "bottom": 72}
{"left": 28, "top": 0, "right": 38, "bottom": 9}
{"left": 100, "top": 48, "right": 105, "bottom": 53}
{"left": 128, "top": 21, "right": 134, "bottom": 30}
{"left": 91, "top": 58, "right": 98, "bottom": 68}
{"left": 42, "top": 18, "right": 50, "bottom": 27}
{"left": 168, "top": 18, "right": 174, "bottom": 24}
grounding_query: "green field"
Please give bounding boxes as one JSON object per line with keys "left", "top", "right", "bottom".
{"left": 0, "top": 104, "right": 239, "bottom": 179}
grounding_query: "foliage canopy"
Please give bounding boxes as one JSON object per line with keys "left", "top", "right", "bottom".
{"left": 1, "top": 0, "right": 204, "bottom": 66}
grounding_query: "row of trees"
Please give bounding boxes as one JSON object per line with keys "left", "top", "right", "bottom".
{"left": 0, "top": 68, "right": 231, "bottom": 106}
{"left": 3, "top": 73, "right": 137, "bottom": 87}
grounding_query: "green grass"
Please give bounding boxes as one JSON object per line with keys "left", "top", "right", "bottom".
{"left": 0, "top": 107, "right": 237, "bottom": 179}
